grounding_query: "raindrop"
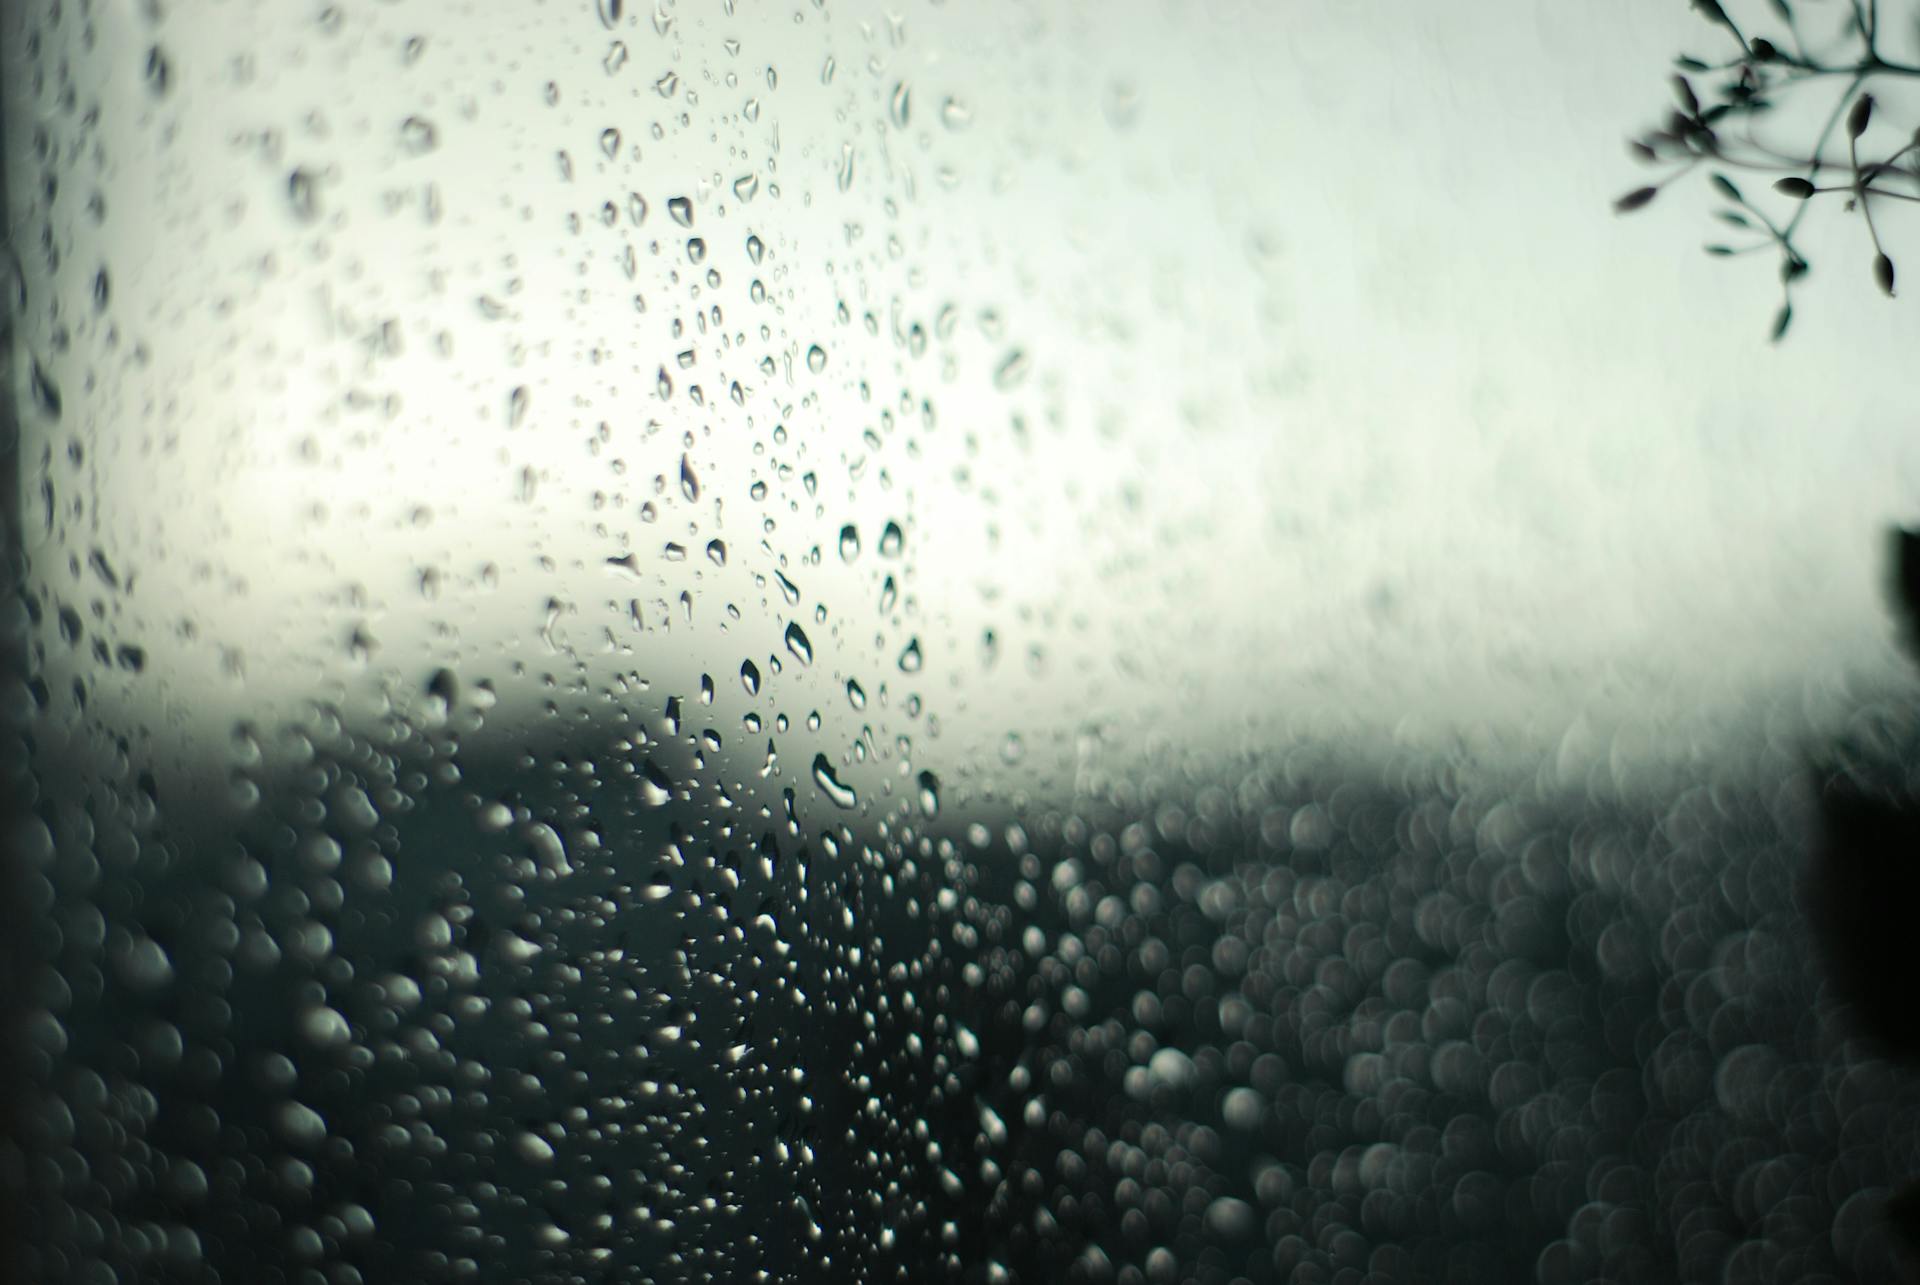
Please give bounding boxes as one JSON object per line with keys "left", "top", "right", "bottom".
{"left": 994, "top": 349, "right": 1029, "bottom": 390}
{"left": 637, "top": 759, "right": 674, "bottom": 807}
{"left": 897, "top": 638, "right": 922, "bottom": 673}
{"left": 807, "top": 344, "right": 827, "bottom": 373}
{"left": 29, "top": 360, "right": 61, "bottom": 420}
{"left": 838, "top": 525, "right": 861, "bottom": 562}
{"left": 604, "top": 41, "right": 629, "bottom": 74}
{"left": 627, "top": 191, "right": 648, "bottom": 224}
{"left": 741, "top": 660, "right": 761, "bottom": 696}
{"left": 705, "top": 539, "right": 727, "bottom": 566}
{"left": 687, "top": 237, "right": 706, "bottom": 264}
{"left": 600, "top": 127, "right": 621, "bottom": 159}
{"left": 836, "top": 143, "right": 855, "bottom": 193}
{"left": 917, "top": 770, "right": 939, "bottom": 818}
{"left": 655, "top": 70, "right": 680, "bottom": 97}
{"left": 700, "top": 673, "right": 715, "bottom": 704}
{"left": 508, "top": 385, "right": 530, "bottom": 428}
{"left": 733, "top": 172, "right": 759, "bottom": 202}
{"left": 288, "top": 167, "right": 320, "bottom": 221}
{"left": 668, "top": 195, "right": 693, "bottom": 227}
{"left": 596, "top": 0, "right": 623, "bottom": 29}
{"left": 680, "top": 453, "right": 700, "bottom": 501}
{"left": 941, "top": 96, "right": 972, "bottom": 130}
{"left": 846, "top": 678, "right": 866, "bottom": 709}
{"left": 746, "top": 234, "right": 765, "bottom": 264}
{"left": 889, "top": 81, "right": 911, "bottom": 129}
{"left": 516, "top": 1131, "right": 557, "bottom": 1164}
{"left": 811, "top": 755, "right": 858, "bottom": 809}
{"left": 400, "top": 116, "right": 439, "bottom": 154}
{"left": 878, "top": 521, "right": 904, "bottom": 557}
{"left": 784, "top": 622, "right": 813, "bottom": 665}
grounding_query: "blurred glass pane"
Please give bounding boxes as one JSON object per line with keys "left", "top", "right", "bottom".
{"left": 6, "top": 2, "right": 1920, "bottom": 1282}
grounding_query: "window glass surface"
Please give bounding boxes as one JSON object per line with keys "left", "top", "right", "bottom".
{"left": 6, "top": 3, "right": 1920, "bottom": 1282}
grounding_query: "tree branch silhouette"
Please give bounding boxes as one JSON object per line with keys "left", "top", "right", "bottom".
{"left": 1618, "top": 0, "right": 1920, "bottom": 338}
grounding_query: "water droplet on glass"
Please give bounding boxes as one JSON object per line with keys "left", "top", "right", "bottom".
{"left": 668, "top": 195, "right": 694, "bottom": 227}
{"left": 733, "top": 172, "right": 759, "bottom": 202}
{"left": 288, "top": 167, "right": 320, "bottom": 221}
{"left": 837, "top": 143, "right": 855, "bottom": 193}
{"left": 917, "top": 770, "right": 940, "bottom": 817}
{"left": 746, "top": 234, "right": 765, "bottom": 264}
{"left": 705, "top": 539, "right": 727, "bottom": 566}
{"left": 604, "top": 40, "right": 629, "bottom": 74}
{"left": 600, "top": 127, "right": 621, "bottom": 159}
{"left": 889, "top": 81, "right": 911, "bottom": 129}
{"left": 596, "top": 0, "right": 623, "bottom": 29}
{"left": 637, "top": 759, "right": 674, "bottom": 807}
{"left": 994, "top": 348, "right": 1029, "bottom": 390}
{"left": 516, "top": 1131, "right": 558, "bottom": 1164}
{"left": 878, "top": 521, "right": 904, "bottom": 558}
{"left": 811, "top": 755, "right": 858, "bottom": 809}
{"left": 773, "top": 569, "right": 800, "bottom": 604}
{"left": 400, "top": 116, "right": 438, "bottom": 154}
{"left": 741, "top": 660, "right": 761, "bottom": 696}
{"left": 807, "top": 344, "right": 827, "bottom": 373}
{"left": 700, "top": 673, "right": 715, "bottom": 704}
{"left": 784, "top": 622, "right": 813, "bottom": 665}
{"left": 627, "top": 191, "right": 648, "bottom": 224}
{"left": 680, "top": 453, "right": 700, "bottom": 501}
{"left": 846, "top": 678, "right": 866, "bottom": 709}
{"left": 687, "top": 237, "right": 706, "bottom": 264}
{"left": 655, "top": 70, "right": 680, "bottom": 98}
{"left": 941, "top": 97, "right": 972, "bottom": 130}
{"left": 898, "top": 638, "right": 922, "bottom": 672}
{"left": 508, "top": 385, "right": 530, "bottom": 428}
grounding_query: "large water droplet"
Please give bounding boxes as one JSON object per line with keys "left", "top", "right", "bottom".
{"left": 917, "top": 770, "right": 940, "bottom": 818}
{"left": 667, "top": 195, "right": 694, "bottom": 227}
{"left": 807, "top": 344, "right": 827, "bottom": 373}
{"left": 784, "top": 622, "right": 813, "bottom": 665}
{"left": 637, "top": 760, "right": 674, "bottom": 807}
{"left": 741, "top": 660, "right": 761, "bottom": 696}
{"left": 898, "top": 638, "right": 923, "bottom": 672}
{"left": 811, "top": 755, "right": 858, "bottom": 809}
{"left": 846, "top": 678, "right": 866, "bottom": 709}
{"left": 878, "top": 521, "right": 904, "bottom": 557}
{"left": 680, "top": 454, "right": 700, "bottom": 502}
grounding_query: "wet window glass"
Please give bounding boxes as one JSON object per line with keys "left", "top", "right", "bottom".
{"left": 7, "top": 2, "right": 1920, "bottom": 1282}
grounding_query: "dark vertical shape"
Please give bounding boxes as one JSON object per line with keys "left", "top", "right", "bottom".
{"left": 1891, "top": 526, "right": 1920, "bottom": 664}
{"left": 1806, "top": 774, "right": 1920, "bottom": 1063}
{"left": 0, "top": 10, "right": 33, "bottom": 1285}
